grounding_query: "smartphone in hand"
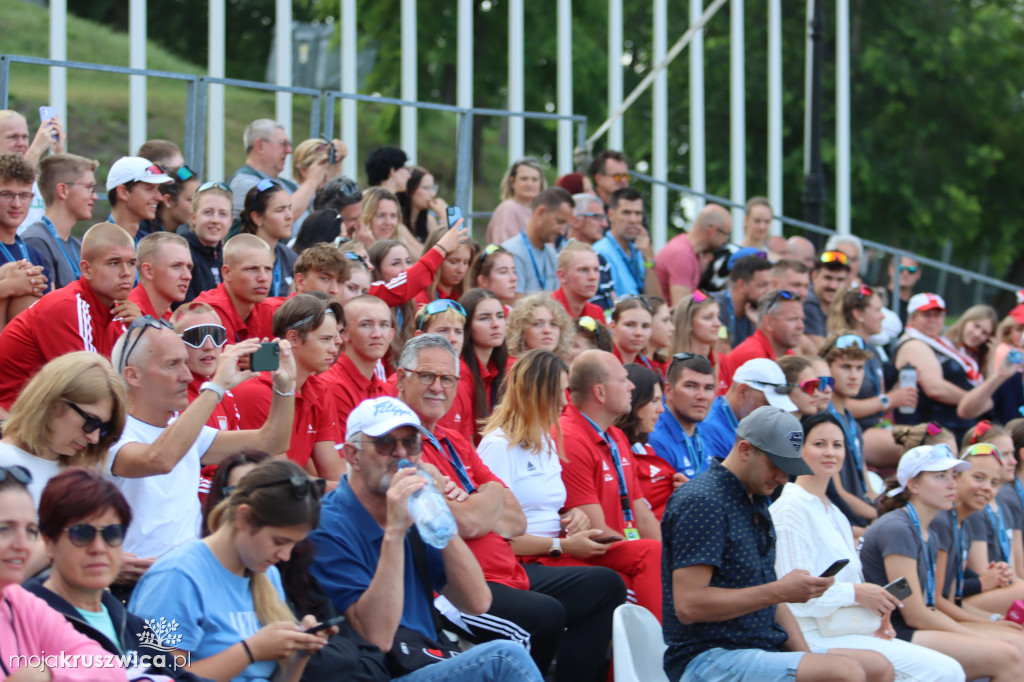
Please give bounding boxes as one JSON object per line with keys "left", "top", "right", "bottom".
{"left": 819, "top": 559, "right": 850, "bottom": 578}
{"left": 446, "top": 206, "right": 463, "bottom": 229}
{"left": 250, "top": 342, "right": 280, "bottom": 372}
{"left": 305, "top": 614, "right": 345, "bottom": 634}
{"left": 883, "top": 577, "right": 912, "bottom": 601}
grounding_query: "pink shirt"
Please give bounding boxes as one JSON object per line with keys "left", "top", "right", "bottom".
{"left": 0, "top": 584, "right": 128, "bottom": 680}
{"left": 486, "top": 199, "right": 534, "bottom": 245}
{"left": 655, "top": 233, "right": 700, "bottom": 304}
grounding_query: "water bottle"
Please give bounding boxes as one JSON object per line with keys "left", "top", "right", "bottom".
{"left": 898, "top": 364, "right": 917, "bottom": 415}
{"left": 399, "top": 459, "right": 458, "bottom": 548}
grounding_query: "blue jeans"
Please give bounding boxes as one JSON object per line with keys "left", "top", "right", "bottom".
{"left": 682, "top": 647, "right": 805, "bottom": 682}
{"left": 395, "top": 640, "right": 543, "bottom": 682}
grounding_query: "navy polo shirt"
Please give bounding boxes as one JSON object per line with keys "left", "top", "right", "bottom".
{"left": 661, "top": 459, "right": 788, "bottom": 680}
{"left": 308, "top": 475, "right": 447, "bottom": 639}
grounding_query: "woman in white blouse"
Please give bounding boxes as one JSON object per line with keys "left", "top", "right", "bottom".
{"left": 771, "top": 411, "right": 965, "bottom": 682}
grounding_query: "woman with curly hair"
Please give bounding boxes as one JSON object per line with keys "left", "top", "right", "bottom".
{"left": 506, "top": 293, "right": 573, "bottom": 363}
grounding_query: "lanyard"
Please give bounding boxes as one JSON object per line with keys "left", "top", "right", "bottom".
{"left": 723, "top": 292, "right": 737, "bottom": 337}
{"left": 521, "top": 232, "right": 549, "bottom": 290}
{"left": 906, "top": 503, "right": 936, "bottom": 607}
{"left": 40, "top": 216, "right": 81, "bottom": 278}
{"left": 425, "top": 431, "right": 476, "bottom": 493}
{"left": 0, "top": 235, "right": 29, "bottom": 263}
{"left": 952, "top": 509, "right": 965, "bottom": 601}
{"left": 721, "top": 398, "right": 738, "bottom": 431}
{"left": 670, "top": 410, "right": 704, "bottom": 476}
{"left": 828, "top": 404, "right": 866, "bottom": 490}
{"left": 580, "top": 412, "right": 634, "bottom": 524}
{"left": 637, "top": 354, "right": 653, "bottom": 371}
{"left": 986, "top": 503, "right": 1012, "bottom": 563}
{"left": 1015, "top": 478, "right": 1024, "bottom": 514}
{"left": 271, "top": 252, "right": 283, "bottom": 297}
{"left": 611, "top": 238, "right": 643, "bottom": 290}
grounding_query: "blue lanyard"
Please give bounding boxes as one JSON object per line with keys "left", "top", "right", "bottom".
{"left": 40, "top": 216, "right": 81, "bottom": 279}
{"left": 723, "top": 291, "right": 737, "bottom": 336}
{"left": 721, "top": 398, "right": 738, "bottom": 431}
{"left": 611, "top": 238, "right": 643, "bottom": 290}
{"left": 670, "top": 410, "right": 705, "bottom": 476}
{"left": 637, "top": 354, "right": 653, "bottom": 371}
{"left": 906, "top": 503, "right": 936, "bottom": 607}
{"left": 828, "top": 404, "right": 866, "bottom": 490}
{"left": 580, "top": 412, "right": 634, "bottom": 524}
{"left": 425, "top": 431, "right": 476, "bottom": 493}
{"left": 952, "top": 509, "right": 965, "bottom": 600}
{"left": 0, "top": 235, "right": 29, "bottom": 263}
{"left": 521, "top": 232, "right": 548, "bottom": 290}
{"left": 986, "top": 503, "right": 1012, "bottom": 563}
{"left": 271, "top": 253, "right": 283, "bottom": 297}
{"left": 1015, "top": 478, "right": 1024, "bottom": 514}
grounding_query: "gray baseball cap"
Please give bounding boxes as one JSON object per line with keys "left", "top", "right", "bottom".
{"left": 735, "top": 405, "right": 812, "bottom": 476}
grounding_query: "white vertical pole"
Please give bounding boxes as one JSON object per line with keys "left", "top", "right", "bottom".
{"left": 557, "top": 0, "right": 572, "bottom": 175}
{"left": 836, "top": 0, "right": 851, "bottom": 235}
{"left": 49, "top": 0, "right": 67, "bottom": 127}
{"left": 275, "top": 0, "right": 293, "bottom": 179}
{"left": 652, "top": 0, "right": 668, "bottom": 249}
{"left": 128, "top": 0, "right": 146, "bottom": 153}
{"left": 401, "top": 0, "right": 417, "bottom": 164}
{"left": 768, "top": 0, "right": 783, "bottom": 236}
{"left": 341, "top": 0, "right": 358, "bottom": 180}
{"left": 508, "top": 0, "right": 525, "bottom": 162}
{"left": 730, "top": 0, "right": 745, "bottom": 237}
{"left": 689, "top": 0, "right": 705, "bottom": 213}
{"left": 608, "top": 0, "right": 624, "bottom": 151}
{"left": 457, "top": 0, "right": 473, "bottom": 110}
{"left": 207, "top": 0, "right": 225, "bottom": 180}
{"left": 803, "top": 0, "right": 814, "bottom": 176}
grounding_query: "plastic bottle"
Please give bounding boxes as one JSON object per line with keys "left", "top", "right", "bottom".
{"left": 399, "top": 459, "right": 458, "bottom": 548}
{"left": 898, "top": 364, "right": 917, "bottom": 415}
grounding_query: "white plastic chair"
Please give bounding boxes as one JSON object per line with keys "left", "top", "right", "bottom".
{"left": 612, "top": 603, "right": 670, "bottom": 682}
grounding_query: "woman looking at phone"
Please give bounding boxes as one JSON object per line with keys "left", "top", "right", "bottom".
{"left": 771, "top": 412, "right": 964, "bottom": 681}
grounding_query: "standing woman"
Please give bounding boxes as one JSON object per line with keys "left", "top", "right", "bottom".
{"left": 506, "top": 294, "right": 573, "bottom": 362}
{"left": 772, "top": 412, "right": 965, "bottom": 682}
{"left": 739, "top": 196, "right": 773, "bottom": 250}
{"left": 240, "top": 179, "right": 297, "bottom": 298}
{"left": 129, "top": 459, "right": 330, "bottom": 682}
{"left": 154, "top": 165, "right": 200, "bottom": 234}
{"left": 608, "top": 296, "right": 654, "bottom": 370}
{"left": 859, "top": 446, "right": 1023, "bottom": 681}
{"left": 670, "top": 291, "right": 722, "bottom": 379}
{"left": 471, "top": 244, "right": 518, "bottom": 310}
{"left": 183, "top": 182, "right": 232, "bottom": 302}
{"left": 642, "top": 295, "right": 674, "bottom": 378}
{"left": 486, "top": 157, "right": 546, "bottom": 245}
{"left": 417, "top": 226, "right": 474, "bottom": 303}
{"left": 452, "top": 288, "right": 508, "bottom": 444}
{"left": 476, "top": 349, "right": 626, "bottom": 682}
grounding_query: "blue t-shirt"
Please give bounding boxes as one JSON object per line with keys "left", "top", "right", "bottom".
{"left": 661, "top": 460, "right": 787, "bottom": 679}
{"left": 75, "top": 604, "right": 123, "bottom": 654}
{"left": 648, "top": 410, "right": 706, "bottom": 479}
{"left": 308, "top": 475, "right": 447, "bottom": 640}
{"left": 0, "top": 236, "right": 51, "bottom": 290}
{"left": 593, "top": 233, "right": 645, "bottom": 297}
{"left": 501, "top": 231, "right": 557, "bottom": 294}
{"left": 699, "top": 396, "right": 739, "bottom": 462}
{"left": 129, "top": 539, "right": 284, "bottom": 682}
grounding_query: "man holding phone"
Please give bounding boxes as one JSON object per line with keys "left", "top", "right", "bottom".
{"left": 0, "top": 109, "right": 65, "bottom": 232}
{"left": 662, "top": 406, "right": 893, "bottom": 682}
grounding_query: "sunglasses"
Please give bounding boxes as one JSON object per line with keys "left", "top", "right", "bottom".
{"left": 960, "top": 442, "right": 1004, "bottom": 465}
{"left": 856, "top": 283, "right": 873, "bottom": 299}
{"left": 255, "top": 178, "right": 278, "bottom": 193}
{"left": 764, "top": 290, "right": 797, "bottom": 313}
{"left": 64, "top": 523, "right": 125, "bottom": 548}
{"left": 687, "top": 290, "right": 709, "bottom": 311}
{"left": 173, "top": 165, "right": 197, "bottom": 183}
{"left": 418, "top": 299, "right": 467, "bottom": 329}
{"left": 245, "top": 476, "right": 326, "bottom": 500}
{"left": 899, "top": 265, "right": 919, "bottom": 274}
{"left": 926, "top": 422, "right": 943, "bottom": 437}
{"left": 819, "top": 251, "right": 850, "bottom": 266}
{"left": 578, "top": 316, "right": 598, "bottom": 332}
{"left": 341, "top": 251, "right": 368, "bottom": 266}
{"left": 970, "top": 420, "right": 993, "bottom": 445}
{"left": 0, "top": 466, "right": 31, "bottom": 486}
{"left": 179, "top": 324, "right": 227, "bottom": 349}
{"left": 197, "top": 180, "right": 231, "bottom": 195}
{"left": 607, "top": 172, "right": 630, "bottom": 182}
{"left": 119, "top": 316, "right": 174, "bottom": 371}
{"left": 479, "top": 243, "right": 503, "bottom": 264}
{"left": 829, "top": 334, "right": 866, "bottom": 351}
{"left": 794, "top": 376, "right": 835, "bottom": 395}
{"left": 63, "top": 401, "right": 114, "bottom": 438}
{"left": 356, "top": 434, "right": 423, "bottom": 457}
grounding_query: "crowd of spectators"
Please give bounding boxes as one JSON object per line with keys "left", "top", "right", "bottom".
{"left": 0, "top": 105, "right": 1021, "bottom": 681}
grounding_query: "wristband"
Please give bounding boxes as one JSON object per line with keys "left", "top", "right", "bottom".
{"left": 644, "top": 261, "right": 654, "bottom": 269}
{"left": 241, "top": 639, "right": 255, "bottom": 663}
{"left": 273, "top": 384, "right": 296, "bottom": 397}
{"left": 199, "top": 381, "right": 226, "bottom": 404}
{"left": 991, "top": 613, "right": 1001, "bottom": 622}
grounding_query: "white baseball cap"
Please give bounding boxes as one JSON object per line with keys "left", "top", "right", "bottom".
{"left": 907, "top": 292, "right": 946, "bottom": 317}
{"left": 106, "top": 156, "right": 173, "bottom": 191}
{"left": 346, "top": 396, "right": 431, "bottom": 441}
{"left": 733, "top": 358, "right": 798, "bottom": 412}
{"left": 886, "top": 444, "right": 970, "bottom": 497}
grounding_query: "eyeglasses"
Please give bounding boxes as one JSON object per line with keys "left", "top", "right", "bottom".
{"left": 180, "top": 323, "right": 228, "bottom": 349}
{"left": 119, "top": 316, "right": 174, "bottom": 371}
{"left": 970, "top": 420, "right": 993, "bottom": 445}
{"left": 794, "top": 376, "right": 835, "bottom": 395}
{"left": 578, "top": 316, "right": 598, "bottom": 332}
{"left": 63, "top": 401, "right": 114, "bottom": 438}
{"left": 246, "top": 476, "right": 326, "bottom": 500}
{"left": 764, "top": 290, "right": 796, "bottom": 313}
{"left": 579, "top": 212, "right": 608, "bottom": 221}
{"left": 64, "top": 523, "right": 125, "bottom": 548}
{"left": 402, "top": 368, "right": 458, "bottom": 389}
{"left": 418, "top": 299, "right": 467, "bottom": 329}
{"left": 960, "top": 442, "right": 1004, "bottom": 465}
{"left": 256, "top": 178, "right": 278, "bottom": 193}
{"left": 0, "top": 191, "right": 34, "bottom": 203}
{"left": 173, "top": 165, "right": 197, "bottom": 183}
{"left": 355, "top": 434, "right": 423, "bottom": 457}
{"left": 819, "top": 251, "right": 850, "bottom": 266}
{"left": 899, "top": 265, "right": 919, "bottom": 274}
{"left": 66, "top": 181, "right": 98, "bottom": 194}
{"left": 0, "top": 466, "right": 31, "bottom": 486}
{"left": 197, "top": 180, "right": 231, "bottom": 195}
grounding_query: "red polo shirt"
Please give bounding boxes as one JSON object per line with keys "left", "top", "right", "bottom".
{"left": 442, "top": 357, "right": 499, "bottom": 445}
{"left": 263, "top": 293, "right": 294, "bottom": 315}
{"left": 0, "top": 278, "right": 117, "bottom": 410}
{"left": 716, "top": 328, "right": 791, "bottom": 394}
{"left": 420, "top": 425, "right": 529, "bottom": 590}
{"left": 369, "top": 248, "right": 443, "bottom": 307}
{"left": 551, "top": 287, "right": 604, "bottom": 321}
{"left": 232, "top": 372, "right": 339, "bottom": 467}
{"left": 630, "top": 444, "right": 677, "bottom": 521}
{"left": 194, "top": 283, "right": 273, "bottom": 343}
{"left": 186, "top": 375, "right": 241, "bottom": 431}
{"left": 129, "top": 284, "right": 172, "bottom": 320}
{"left": 323, "top": 353, "right": 388, "bottom": 441}
{"left": 558, "top": 404, "right": 644, "bottom": 535}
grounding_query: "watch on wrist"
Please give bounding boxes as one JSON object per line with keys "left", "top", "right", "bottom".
{"left": 879, "top": 394, "right": 891, "bottom": 410}
{"left": 199, "top": 381, "right": 226, "bottom": 403}
{"left": 548, "top": 537, "right": 563, "bottom": 558}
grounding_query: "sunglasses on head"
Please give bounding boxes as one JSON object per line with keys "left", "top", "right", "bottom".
{"left": 255, "top": 178, "right": 278, "bottom": 193}
{"left": 245, "top": 476, "right": 326, "bottom": 500}
{"left": 479, "top": 243, "right": 502, "bottom": 264}
{"left": 419, "top": 299, "right": 467, "bottom": 329}
{"left": 179, "top": 324, "right": 227, "bottom": 349}
{"left": 173, "top": 165, "right": 197, "bottom": 183}
{"left": 0, "top": 466, "right": 31, "bottom": 487}
{"left": 830, "top": 334, "right": 866, "bottom": 351}
{"left": 65, "top": 523, "right": 125, "bottom": 548}
{"left": 764, "top": 290, "right": 796, "bottom": 312}
{"left": 856, "top": 283, "right": 873, "bottom": 299}
{"left": 926, "top": 422, "right": 943, "bottom": 437}
{"left": 970, "top": 420, "right": 993, "bottom": 445}
{"left": 63, "top": 400, "right": 114, "bottom": 438}
{"left": 688, "top": 290, "right": 709, "bottom": 309}
{"left": 960, "top": 442, "right": 1004, "bottom": 465}
{"left": 794, "top": 376, "right": 835, "bottom": 395}
{"left": 341, "top": 251, "right": 367, "bottom": 265}
{"left": 819, "top": 251, "right": 850, "bottom": 266}
{"left": 578, "top": 316, "right": 598, "bottom": 332}
{"left": 197, "top": 180, "right": 231, "bottom": 195}
{"left": 119, "top": 316, "right": 174, "bottom": 371}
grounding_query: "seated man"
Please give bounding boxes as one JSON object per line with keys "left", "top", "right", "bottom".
{"left": 804, "top": 251, "right": 851, "bottom": 348}
{"left": 0, "top": 153, "right": 50, "bottom": 324}
{"left": 593, "top": 187, "right": 657, "bottom": 297}
{"left": 663, "top": 406, "right": 892, "bottom": 682}
{"left": 711, "top": 253, "right": 773, "bottom": 348}
{"left": 323, "top": 294, "right": 393, "bottom": 440}
{"left": 649, "top": 352, "right": 716, "bottom": 479}
{"left": 105, "top": 156, "right": 172, "bottom": 240}
{"left": 551, "top": 241, "right": 604, "bottom": 320}
{"left": 501, "top": 187, "right": 572, "bottom": 294}
{"left": 718, "top": 289, "right": 805, "bottom": 391}
{"left": 22, "top": 153, "right": 97, "bottom": 290}
{"left": 125, "top": 231, "right": 193, "bottom": 321}
{"left": 170, "top": 301, "right": 240, "bottom": 431}
{"left": 0, "top": 222, "right": 136, "bottom": 413}
{"left": 195, "top": 233, "right": 275, "bottom": 342}
{"left": 265, "top": 241, "right": 349, "bottom": 311}
{"left": 234, "top": 292, "right": 344, "bottom": 482}
{"left": 108, "top": 320, "right": 295, "bottom": 565}
{"left": 308, "top": 396, "right": 542, "bottom": 682}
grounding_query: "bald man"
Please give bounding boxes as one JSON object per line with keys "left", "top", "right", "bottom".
{"left": 194, "top": 233, "right": 274, "bottom": 342}
{"left": 0, "top": 222, "right": 137, "bottom": 412}
{"left": 786, "top": 236, "right": 817, "bottom": 271}
{"left": 655, "top": 204, "right": 732, "bottom": 305}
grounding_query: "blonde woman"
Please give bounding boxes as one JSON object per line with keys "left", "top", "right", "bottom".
{"left": 360, "top": 186, "right": 423, "bottom": 259}
{"left": 506, "top": 293, "right": 574, "bottom": 361}
{"left": 670, "top": 291, "right": 722, "bottom": 377}
{"left": 486, "top": 157, "right": 546, "bottom": 245}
